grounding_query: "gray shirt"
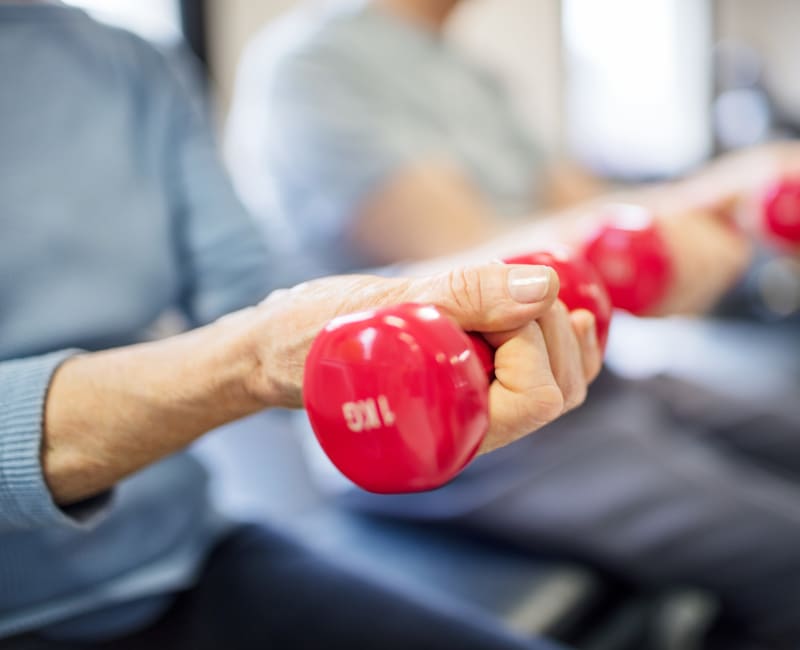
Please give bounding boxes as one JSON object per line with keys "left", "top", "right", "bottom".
{"left": 226, "top": 0, "right": 543, "bottom": 275}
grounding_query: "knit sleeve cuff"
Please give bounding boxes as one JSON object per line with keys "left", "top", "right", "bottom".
{"left": 0, "top": 350, "right": 112, "bottom": 531}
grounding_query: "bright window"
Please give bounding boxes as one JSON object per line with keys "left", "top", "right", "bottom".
{"left": 62, "top": 0, "right": 182, "bottom": 45}
{"left": 563, "top": 0, "right": 713, "bottom": 179}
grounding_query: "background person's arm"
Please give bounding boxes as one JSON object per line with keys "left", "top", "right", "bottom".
{"left": 392, "top": 170, "right": 754, "bottom": 316}
{"left": 349, "top": 161, "right": 500, "bottom": 263}
{"left": 347, "top": 161, "right": 613, "bottom": 264}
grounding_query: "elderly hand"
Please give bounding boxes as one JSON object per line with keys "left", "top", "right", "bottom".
{"left": 242, "top": 263, "right": 602, "bottom": 454}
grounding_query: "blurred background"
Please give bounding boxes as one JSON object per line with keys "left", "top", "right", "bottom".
{"left": 53, "top": 2, "right": 800, "bottom": 648}
{"left": 64, "top": 0, "right": 800, "bottom": 322}
{"left": 64, "top": 0, "right": 800, "bottom": 171}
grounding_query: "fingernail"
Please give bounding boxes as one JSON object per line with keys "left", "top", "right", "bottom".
{"left": 508, "top": 266, "right": 551, "bottom": 303}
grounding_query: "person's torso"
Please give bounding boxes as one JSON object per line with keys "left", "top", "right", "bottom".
{"left": 347, "top": 8, "right": 543, "bottom": 215}
{"left": 0, "top": 6, "right": 182, "bottom": 361}
{"left": 0, "top": 7, "right": 221, "bottom": 638}
{"left": 231, "top": 1, "right": 543, "bottom": 274}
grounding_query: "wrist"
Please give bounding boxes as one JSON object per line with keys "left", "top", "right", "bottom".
{"left": 188, "top": 309, "right": 269, "bottom": 418}
{"left": 42, "top": 321, "right": 265, "bottom": 505}
{"left": 205, "top": 302, "right": 300, "bottom": 412}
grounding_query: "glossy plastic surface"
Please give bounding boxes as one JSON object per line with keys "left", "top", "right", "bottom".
{"left": 304, "top": 304, "right": 490, "bottom": 494}
{"left": 581, "top": 205, "right": 673, "bottom": 315}
{"left": 762, "top": 178, "right": 800, "bottom": 247}
{"left": 467, "top": 333, "right": 495, "bottom": 377}
{"left": 505, "top": 248, "right": 613, "bottom": 350}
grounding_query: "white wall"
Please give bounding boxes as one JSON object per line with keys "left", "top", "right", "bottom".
{"left": 207, "top": 0, "right": 296, "bottom": 116}
{"left": 207, "top": 0, "right": 564, "bottom": 151}
{"left": 448, "top": 0, "right": 564, "bottom": 153}
{"left": 716, "top": 0, "right": 800, "bottom": 117}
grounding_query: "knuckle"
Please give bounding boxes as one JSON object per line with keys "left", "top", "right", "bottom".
{"left": 530, "top": 382, "right": 565, "bottom": 423}
{"left": 447, "top": 266, "right": 484, "bottom": 315}
{"left": 564, "top": 382, "right": 588, "bottom": 412}
{"left": 260, "top": 288, "right": 291, "bottom": 306}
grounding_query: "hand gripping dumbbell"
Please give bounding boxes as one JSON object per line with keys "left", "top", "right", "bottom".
{"left": 303, "top": 251, "right": 612, "bottom": 494}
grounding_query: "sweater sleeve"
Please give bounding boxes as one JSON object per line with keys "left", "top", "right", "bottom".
{"left": 0, "top": 350, "right": 111, "bottom": 532}
{"left": 153, "top": 46, "right": 294, "bottom": 326}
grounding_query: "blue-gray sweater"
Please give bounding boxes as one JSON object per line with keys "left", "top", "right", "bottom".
{"left": 0, "top": 5, "right": 285, "bottom": 640}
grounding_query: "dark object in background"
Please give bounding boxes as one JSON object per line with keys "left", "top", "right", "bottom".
{"left": 179, "top": 0, "right": 208, "bottom": 70}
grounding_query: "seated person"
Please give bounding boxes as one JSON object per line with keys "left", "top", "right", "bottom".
{"left": 225, "top": 0, "right": 800, "bottom": 646}
{"left": 0, "top": 4, "right": 602, "bottom": 649}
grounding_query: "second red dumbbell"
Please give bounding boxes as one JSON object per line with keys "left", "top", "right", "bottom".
{"left": 505, "top": 248, "right": 614, "bottom": 349}
{"left": 761, "top": 177, "right": 800, "bottom": 248}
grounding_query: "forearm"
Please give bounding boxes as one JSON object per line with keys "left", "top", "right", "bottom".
{"left": 42, "top": 313, "right": 266, "bottom": 505}
{"left": 348, "top": 162, "right": 503, "bottom": 265}
{"left": 402, "top": 182, "right": 677, "bottom": 275}
{"left": 405, "top": 177, "right": 751, "bottom": 317}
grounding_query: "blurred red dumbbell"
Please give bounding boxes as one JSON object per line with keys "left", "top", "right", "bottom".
{"left": 505, "top": 248, "right": 614, "bottom": 349}
{"left": 761, "top": 177, "right": 800, "bottom": 249}
{"left": 573, "top": 180, "right": 799, "bottom": 317}
{"left": 580, "top": 204, "right": 674, "bottom": 316}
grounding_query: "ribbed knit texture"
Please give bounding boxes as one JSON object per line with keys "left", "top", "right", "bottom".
{"left": 0, "top": 350, "right": 96, "bottom": 531}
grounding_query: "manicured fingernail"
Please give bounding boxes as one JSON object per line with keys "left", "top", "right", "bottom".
{"left": 508, "top": 266, "right": 551, "bottom": 303}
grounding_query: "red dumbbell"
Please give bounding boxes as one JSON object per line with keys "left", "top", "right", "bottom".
{"left": 580, "top": 204, "right": 674, "bottom": 316}
{"left": 761, "top": 178, "right": 800, "bottom": 248}
{"left": 574, "top": 182, "right": 799, "bottom": 317}
{"left": 304, "top": 303, "right": 491, "bottom": 494}
{"left": 505, "top": 248, "right": 613, "bottom": 350}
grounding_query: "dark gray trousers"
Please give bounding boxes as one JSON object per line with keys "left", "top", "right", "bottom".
{"left": 343, "top": 370, "right": 800, "bottom": 645}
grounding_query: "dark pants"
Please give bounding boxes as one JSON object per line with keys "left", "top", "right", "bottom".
{"left": 4, "top": 524, "right": 562, "bottom": 650}
{"left": 341, "top": 371, "right": 800, "bottom": 647}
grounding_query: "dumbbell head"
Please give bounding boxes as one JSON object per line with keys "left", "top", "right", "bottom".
{"left": 303, "top": 303, "right": 490, "bottom": 494}
{"left": 581, "top": 204, "right": 673, "bottom": 316}
{"left": 505, "top": 248, "right": 613, "bottom": 349}
{"left": 762, "top": 178, "right": 800, "bottom": 248}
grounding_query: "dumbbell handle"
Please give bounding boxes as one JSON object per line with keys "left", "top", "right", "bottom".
{"left": 580, "top": 206, "right": 673, "bottom": 316}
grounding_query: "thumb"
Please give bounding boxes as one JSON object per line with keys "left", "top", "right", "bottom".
{"left": 403, "top": 263, "right": 560, "bottom": 333}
